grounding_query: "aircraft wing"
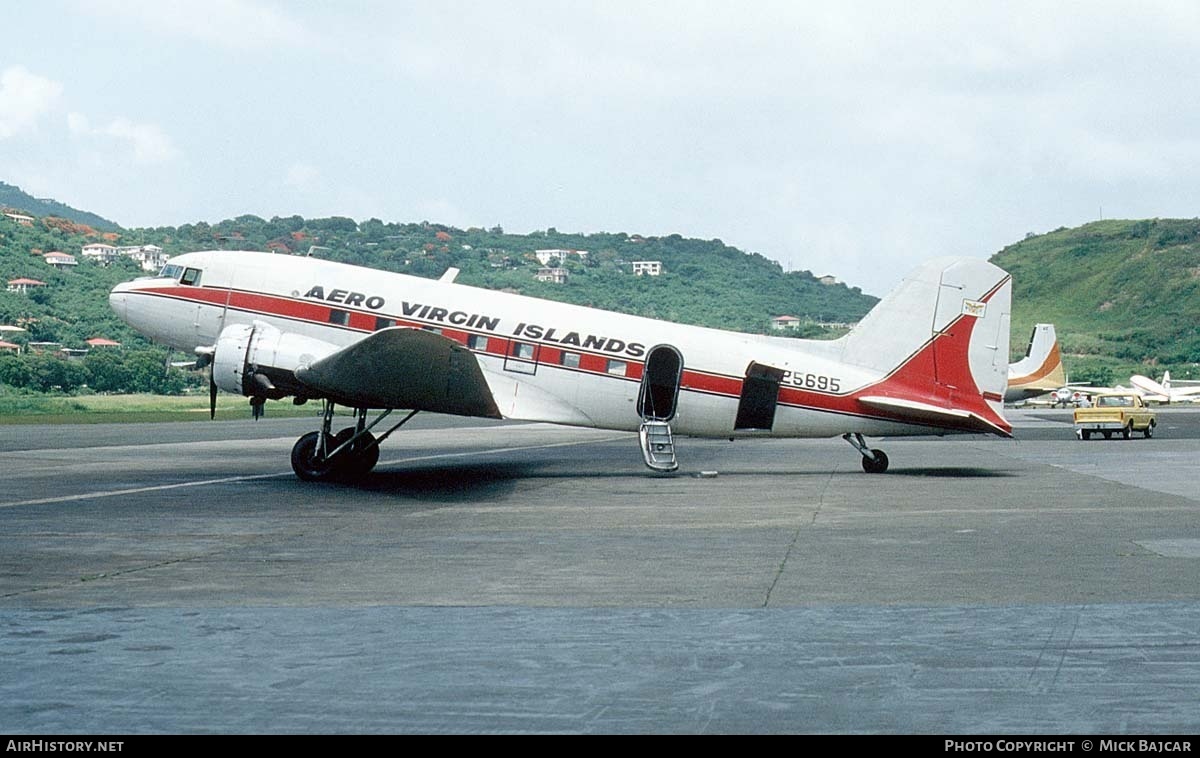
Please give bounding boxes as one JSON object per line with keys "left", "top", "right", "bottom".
{"left": 295, "top": 327, "right": 502, "bottom": 417}
{"left": 858, "top": 395, "right": 1013, "bottom": 436}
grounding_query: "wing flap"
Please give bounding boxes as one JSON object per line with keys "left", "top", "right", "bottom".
{"left": 295, "top": 327, "right": 501, "bottom": 417}
{"left": 859, "top": 395, "right": 1012, "bottom": 437}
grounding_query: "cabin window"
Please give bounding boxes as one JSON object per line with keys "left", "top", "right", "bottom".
{"left": 180, "top": 267, "right": 202, "bottom": 286}
{"left": 374, "top": 317, "right": 396, "bottom": 331}
{"left": 560, "top": 351, "right": 581, "bottom": 369}
{"left": 606, "top": 359, "right": 627, "bottom": 376}
{"left": 512, "top": 342, "right": 535, "bottom": 360}
{"left": 468, "top": 334, "right": 489, "bottom": 351}
{"left": 159, "top": 264, "right": 183, "bottom": 281}
{"left": 328, "top": 309, "right": 350, "bottom": 326}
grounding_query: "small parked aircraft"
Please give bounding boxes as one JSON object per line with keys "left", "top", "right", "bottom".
{"left": 110, "top": 251, "right": 1012, "bottom": 479}
{"left": 1130, "top": 371, "right": 1200, "bottom": 404}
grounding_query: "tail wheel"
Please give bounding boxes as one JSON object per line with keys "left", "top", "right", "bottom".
{"left": 291, "top": 431, "right": 336, "bottom": 481}
{"left": 861, "top": 449, "right": 889, "bottom": 474}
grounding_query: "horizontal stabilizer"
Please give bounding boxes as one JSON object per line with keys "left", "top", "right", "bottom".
{"left": 296, "top": 327, "right": 501, "bottom": 417}
{"left": 858, "top": 395, "right": 1013, "bottom": 437}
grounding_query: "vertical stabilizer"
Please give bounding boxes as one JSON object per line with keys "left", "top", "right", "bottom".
{"left": 1005, "top": 324, "right": 1066, "bottom": 402}
{"left": 839, "top": 257, "right": 1012, "bottom": 435}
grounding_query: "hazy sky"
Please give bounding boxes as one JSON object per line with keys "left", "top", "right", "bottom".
{"left": 3, "top": 1, "right": 1199, "bottom": 294}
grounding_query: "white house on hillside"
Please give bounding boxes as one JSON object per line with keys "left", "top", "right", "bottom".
{"left": 44, "top": 251, "right": 78, "bottom": 270}
{"left": 535, "top": 249, "right": 588, "bottom": 266}
{"left": 82, "top": 243, "right": 120, "bottom": 264}
{"left": 534, "top": 267, "right": 569, "bottom": 284}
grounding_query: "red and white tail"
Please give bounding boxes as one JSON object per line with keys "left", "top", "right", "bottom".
{"left": 838, "top": 257, "right": 1013, "bottom": 436}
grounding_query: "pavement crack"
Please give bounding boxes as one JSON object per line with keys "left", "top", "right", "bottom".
{"left": 762, "top": 463, "right": 836, "bottom": 608}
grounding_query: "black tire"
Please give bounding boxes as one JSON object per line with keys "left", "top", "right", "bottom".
{"left": 291, "top": 431, "right": 336, "bottom": 481}
{"left": 861, "top": 449, "right": 889, "bottom": 474}
{"left": 331, "top": 427, "right": 379, "bottom": 479}
{"left": 344, "top": 431, "right": 380, "bottom": 478}
{"left": 1144, "top": 422, "right": 1154, "bottom": 439}
{"left": 1081, "top": 430, "right": 1091, "bottom": 441}
{"left": 1121, "top": 424, "right": 1132, "bottom": 440}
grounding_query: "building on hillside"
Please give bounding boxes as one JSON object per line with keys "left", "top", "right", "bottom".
{"left": 43, "top": 251, "right": 78, "bottom": 270}
{"left": 3, "top": 211, "right": 35, "bottom": 226}
{"left": 818, "top": 275, "right": 840, "bottom": 285}
{"left": 82, "top": 243, "right": 120, "bottom": 264}
{"left": 6, "top": 278, "right": 46, "bottom": 294}
{"left": 0, "top": 341, "right": 20, "bottom": 354}
{"left": 771, "top": 315, "right": 803, "bottom": 331}
{"left": 86, "top": 337, "right": 122, "bottom": 348}
{"left": 83, "top": 243, "right": 168, "bottom": 271}
{"left": 534, "top": 267, "right": 569, "bottom": 284}
{"left": 534, "top": 249, "right": 589, "bottom": 266}
{"left": 631, "top": 260, "right": 663, "bottom": 276}
{"left": 120, "top": 244, "right": 167, "bottom": 271}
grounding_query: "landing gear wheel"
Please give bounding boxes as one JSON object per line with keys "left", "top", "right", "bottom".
{"left": 332, "top": 428, "right": 379, "bottom": 478}
{"left": 861, "top": 449, "right": 889, "bottom": 474}
{"left": 291, "top": 431, "right": 336, "bottom": 481}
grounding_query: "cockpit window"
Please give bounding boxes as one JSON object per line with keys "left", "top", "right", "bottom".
{"left": 180, "top": 267, "right": 203, "bottom": 286}
{"left": 159, "top": 264, "right": 184, "bottom": 280}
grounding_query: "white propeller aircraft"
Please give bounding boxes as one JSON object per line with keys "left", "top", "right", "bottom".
{"left": 1130, "top": 371, "right": 1200, "bottom": 404}
{"left": 109, "top": 251, "right": 1013, "bottom": 480}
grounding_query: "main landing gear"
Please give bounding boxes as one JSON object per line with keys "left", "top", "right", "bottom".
{"left": 843, "top": 432, "right": 889, "bottom": 473}
{"left": 290, "top": 400, "right": 419, "bottom": 481}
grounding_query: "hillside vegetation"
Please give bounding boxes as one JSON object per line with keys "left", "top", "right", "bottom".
{"left": 0, "top": 193, "right": 876, "bottom": 397}
{"left": 0, "top": 181, "right": 119, "bottom": 232}
{"left": 6, "top": 175, "right": 1199, "bottom": 395}
{"left": 993, "top": 219, "right": 1200, "bottom": 383}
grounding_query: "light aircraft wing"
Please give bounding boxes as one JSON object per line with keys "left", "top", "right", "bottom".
{"left": 295, "top": 327, "right": 502, "bottom": 417}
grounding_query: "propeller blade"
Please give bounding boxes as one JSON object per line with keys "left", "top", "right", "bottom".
{"left": 209, "top": 371, "right": 218, "bottom": 420}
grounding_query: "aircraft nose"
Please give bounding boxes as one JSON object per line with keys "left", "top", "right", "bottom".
{"left": 109, "top": 281, "right": 132, "bottom": 321}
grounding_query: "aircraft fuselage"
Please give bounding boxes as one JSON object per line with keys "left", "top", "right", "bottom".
{"left": 110, "top": 250, "right": 1010, "bottom": 441}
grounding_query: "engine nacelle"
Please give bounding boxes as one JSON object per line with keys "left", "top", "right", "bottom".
{"left": 211, "top": 321, "right": 340, "bottom": 399}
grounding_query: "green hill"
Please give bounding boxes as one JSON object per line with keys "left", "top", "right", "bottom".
{"left": 993, "top": 218, "right": 1200, "bottom": 383}
{"left": 0, "top": 181, "right": 121, "bottom": 233}
{"left": 0, "top": 209, "right": 878, "bottom": 396}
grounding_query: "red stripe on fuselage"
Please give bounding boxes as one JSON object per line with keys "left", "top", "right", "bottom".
{"left": 136, "top": 281, "right": 1010, "bottom": 435}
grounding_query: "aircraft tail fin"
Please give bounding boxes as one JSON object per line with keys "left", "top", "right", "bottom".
{"left": 837, "top": 257, "right": 1012, "bottom": 436}
{"left": 1005, "top": 323, "right": 1066, "bottom": 400}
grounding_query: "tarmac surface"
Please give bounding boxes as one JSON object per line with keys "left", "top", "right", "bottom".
{"left": 2, "top": 407, "right": 1199, "bottom": 733}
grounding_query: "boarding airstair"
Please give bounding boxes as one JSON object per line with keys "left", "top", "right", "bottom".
{"left": 638, "top": 420, "right": 678, "bottom": 472}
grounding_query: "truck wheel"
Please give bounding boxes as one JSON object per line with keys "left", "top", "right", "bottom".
{"left": 1122, "top": 424, "right": 1132, "bottom": 440}
{"left": 1144, "top": 422, "right": 1154, "bottom": 439}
